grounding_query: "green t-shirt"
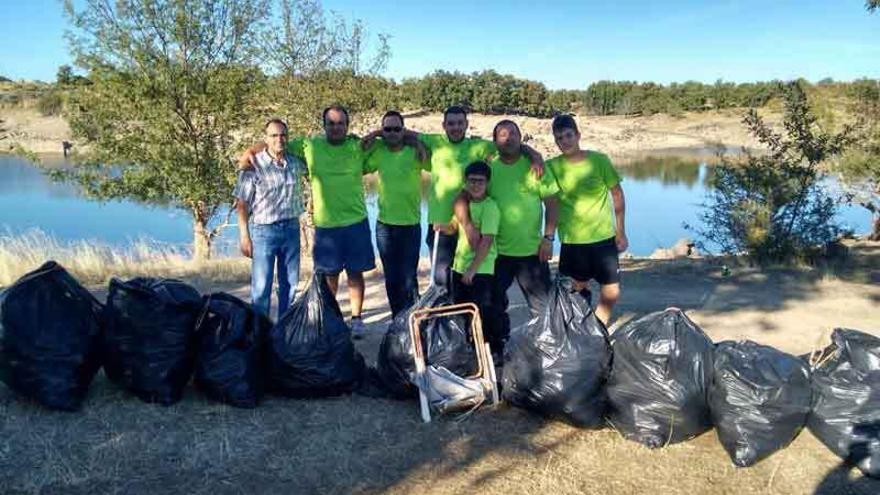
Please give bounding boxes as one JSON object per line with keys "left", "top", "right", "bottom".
{"left": 546, "top": 151, "right": 621, "bottom": 244}
{"left": 453, "top": 197, "right": 500, "bottom": 275}
{"left": 287, "top": 136, "right": 369, "bottom": 228}
{"left": 364, "top": 142, "right": 426, "bottom": 226}
{"left": 419, "top": 133, "right": 496, "bottom": 224}
{"left": 488, "top": 155, "right": 560, "bottom": 257}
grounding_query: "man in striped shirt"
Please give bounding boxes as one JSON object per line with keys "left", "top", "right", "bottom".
{"left": 234, "top": 118, "right": 306, "bottom": 318}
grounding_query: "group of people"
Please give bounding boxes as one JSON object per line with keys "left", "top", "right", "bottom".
{"left": 234, "top": 105, "right": 627, "bottom": 357}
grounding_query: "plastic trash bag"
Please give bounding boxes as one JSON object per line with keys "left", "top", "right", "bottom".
{"left": 194, "top": 292, "right": 271, "bottom": 408}
{"left": 502, "top": 278, "right": 611, "bottom": 427}
{"left": 376, "top": 285, "right": 478, "bottom": 398}
{"left": 606, "top": 308, "right": 714, "bottom": 448}
{"left": 421, "top": 365, "right": 489, "bottom": 415}
{"left": 267, "top": 274, "right": 364, "bottom": 397}
{"left": 710, "top": 340, "right": 812, "bottom": 467}
{"left": 808, "top": 328, "right": 880, "bottom": 478}
{"left": 0, "top": 261, "right": 103, "bottom": 411}
{"left": 103, "top": 277, "right": 203, "bottom": 405}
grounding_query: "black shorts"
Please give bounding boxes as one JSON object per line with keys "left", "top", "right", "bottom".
{"left": 559, "top": 237, "right": 620, "bottom": 285}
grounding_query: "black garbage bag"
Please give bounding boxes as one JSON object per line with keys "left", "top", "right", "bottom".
{"left": 606, "top": 308, "right": 714, "bottom": 448}
{"left": 376, "top": 285, "right": 478, "bottom": 398}
{"left": 808, "top": 328, "right": 880, "bottom": 478}
{"left": 0, "top": 261, "right": 103, "bottom": 411}
{"left": 103, "top": 277, "right": 203, "bottom": 405}
{"left": 502, "top": 278, "right": 611, "bottom": 427}
{"left": 194, "top": 292, "right": 271, "bottom": 408}
{"left": 709, "top": 340, "right": 812, "bottom": 467}
{"left": 267, "top": 274, "right": 364, "bottom": 397}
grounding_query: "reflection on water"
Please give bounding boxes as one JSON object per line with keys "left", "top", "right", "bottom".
{"left": 0, "top": 153, "right": 871, "bottom": 257}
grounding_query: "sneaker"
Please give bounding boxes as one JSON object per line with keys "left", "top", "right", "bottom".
{"left": 350, "top": 316, "right": 367, "bottom": 340}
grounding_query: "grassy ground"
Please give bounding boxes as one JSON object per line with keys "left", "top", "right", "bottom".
{"left": 1, "top": 243, "right": 879, "bottom": 494}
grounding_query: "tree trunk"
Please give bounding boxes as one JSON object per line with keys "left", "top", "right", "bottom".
{"left": 193, "top": 217, "right": 212, "bottom": 261}
{"left": 871, "top": 214, "right": 880, "bottom": 241}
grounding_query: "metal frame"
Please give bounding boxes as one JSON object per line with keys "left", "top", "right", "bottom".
{"left": 408, "top": 302, "right": 499, "bottom": 423}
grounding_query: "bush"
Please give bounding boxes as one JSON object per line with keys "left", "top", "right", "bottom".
{"left": 36, "top": 91, "right": 64, "bottom": 116}
{"left": 690, "top": 82, "right": 853, "bottom": 264}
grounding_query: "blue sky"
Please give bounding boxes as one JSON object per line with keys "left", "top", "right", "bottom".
{"left": 1, "top": 0, "right": 878, "bottom": 89}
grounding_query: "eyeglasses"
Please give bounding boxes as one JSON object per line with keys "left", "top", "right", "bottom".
{"left": 383, "top": 126, "right": 403, "bottom": 133}
{"left": 267, "top": 133, "right": 287, "bottom": 138}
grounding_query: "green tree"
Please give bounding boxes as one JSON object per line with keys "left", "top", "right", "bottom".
{"left": 868, "top": 1, "right": 879, "bottom": 13}
{"left": 691, "top": 82, "right": 853, "bottom": 264}
{"left": 56, "top": 65, "right": 74, "bottom": 86}
{"left": 60, "top": 0, "right": 268, "bottom": 260}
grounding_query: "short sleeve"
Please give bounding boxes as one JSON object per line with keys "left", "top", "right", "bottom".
{"left": 418, "top": 133, "right": 442, "bottom": 151}
{"left": 233, "top": 170, "right": 256, "bottom": 204}
{"left": 364, "top": 145, "right": 381, "bottom": 174}
{"left": 480, "top": 201, "right": 501, "bottom": 236}
{"left": 599, "top": 154, "right": 622, "bottom": 188}
{"left": 286, "top": 137, "right": 306, "bottom": 160}
{"left": 538, "top": 165, "right": 561, "bottom": 198}
{"left": 471, "top": 138, "right": 496, "bottom": 161}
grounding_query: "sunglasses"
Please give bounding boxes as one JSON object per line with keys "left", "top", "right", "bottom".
{"left": 383, "top": 126, "right": 403, "bottom": 133}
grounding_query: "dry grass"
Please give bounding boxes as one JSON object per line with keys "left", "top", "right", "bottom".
{"left": 0, "top": 229, "right": 251, "bottom": 288}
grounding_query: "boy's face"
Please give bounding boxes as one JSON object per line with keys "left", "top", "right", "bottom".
{"left": 465, "top": 174, "right": 488, "bottom": 198}
{"left": 442, "top": 112, "right": 468, "bottom": 143}
{"left": 553, "top": 127, "right": 580, "bottom": 154}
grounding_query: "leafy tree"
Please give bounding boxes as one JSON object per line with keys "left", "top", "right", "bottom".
{"left": 691, "top": 82, "right": 853, "bottom": 264}
{"left": 56, "top": 65, "right": 74, "bottom": 86}
{"left": 869, "top": 1, "right": 879, "bottom": 13}
{"left": 60, "top": 0, "right": 268, "bottom": 260}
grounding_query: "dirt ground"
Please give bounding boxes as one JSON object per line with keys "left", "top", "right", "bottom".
{"left": 1, "top": 106, "right": 776, "bottom": 159}
{"left": 1, "top": 243, "right": 878, "bottom": 495}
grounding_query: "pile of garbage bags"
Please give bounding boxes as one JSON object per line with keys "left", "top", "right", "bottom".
{"left": 2, "top": 262, "right": 879, "bottom": 479}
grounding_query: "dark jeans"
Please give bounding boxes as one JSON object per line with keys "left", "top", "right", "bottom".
{"left": 425, "top": 226, "right": 457, "bottom": 290}
{"left": 452, "top": 272, "right": 504, "bottom": 355}
{"left": 493, "top": 254, "right": 552, "bottom": 342}
{"left": 376, "top": 221, "right": 421, "bottom": 317}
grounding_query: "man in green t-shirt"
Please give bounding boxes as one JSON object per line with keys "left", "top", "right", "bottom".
{"left": 456, "top": 120, "right": 560, "bottom": 349}
{"left": 546, "top": 114, "right": 628, "bottom": 325}
{"left": 363, "top": 105, "right": 544, "bottom": 290}
{"left": 450, "top": 160, "right": 503, "bottom": 356}
{"left": 238, "top": 105, "right": 378, "bottom": 336}
{"left": 363, "top": 110, "right": 429, "bottom": 317}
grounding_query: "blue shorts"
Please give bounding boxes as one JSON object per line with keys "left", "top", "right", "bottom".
{"left": 313, "top": 218, "right": 376, "bottom": 275}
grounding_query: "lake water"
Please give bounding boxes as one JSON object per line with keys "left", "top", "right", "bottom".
{"left": 0, "top": 154, "right": 870, "bottom": 257}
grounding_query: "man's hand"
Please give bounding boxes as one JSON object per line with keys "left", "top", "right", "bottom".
{"left": 239, "top": 235, "right": 253, "bottom": 258}
{"left": 434, "top": 222, "right": 457, "bottom": 235}
{"left": 462, "top": 267, "right": 477, "bottom": 285}
{"left": 615, "top": 232, "right": 629, "bottom": 253}
{"left": 538, "top": 238, "right": 553, "bottom": 262}
{"left": 415, "top": 141, "right": 430, "bottom": 163}
{"left": 360, "top": 130, "right": 381, "bottom": 150}
{"left": 237, "top": 144, "right": 265, "bottom": 171}
{"left": 522, "top": 144, "right": 544, "bottom": 178}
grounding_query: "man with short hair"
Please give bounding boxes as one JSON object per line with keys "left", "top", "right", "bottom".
{"left": 234, "top": 118, "right": 306, "bottom": 318}
{"left": 363, "top": 110, "right": 429, "bottom": 317}
{"left": 546, "top": 114, "right": 627, "bottom": 325}
{"left": 456, "top": 120, "right": 559, "bottom": 350}
{"left": 240, "top": 106, "right": 377, "bottom": 335}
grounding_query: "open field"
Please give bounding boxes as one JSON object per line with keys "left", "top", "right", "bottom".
{"left": 1, "top": 242, "right": 878, "bottom": 494}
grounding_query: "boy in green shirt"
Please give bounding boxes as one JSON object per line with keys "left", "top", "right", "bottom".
{"left": 451, "top": 161, "right": 504, "bottom": 356}
{"left": 546, "top": 114, "right": 628, "bottom": 325}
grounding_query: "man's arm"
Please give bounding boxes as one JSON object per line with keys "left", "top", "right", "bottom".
{"left": 522, "top": 144, "right": 545, "bottom": 178}
{"left": 539, "top": 195, "right": 559, "bottom": 262}
{"left": 610, "top": 184, "right": 628, "bottom": 252}
{"left": 453, "top": 192, "right": 480, "bottom": 248}
{"left": 236, "top": 199, "right": 253, "bottom": 258}
{"left": 237, "top": 143, "right": 267, "bottom": 170}
{"left": 463, "top": 234, "right": 494, "bottom": 285}
{"left": 360, "top": 130, "right": 382, "bottom": 151}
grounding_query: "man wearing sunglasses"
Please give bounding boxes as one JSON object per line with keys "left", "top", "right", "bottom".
{"left": 363, "top": 111, "right": 430, "bottom": 317}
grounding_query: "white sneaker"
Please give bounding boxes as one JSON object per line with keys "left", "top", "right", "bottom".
{"left": 350, "top": 317, "right": 367, "bottom": 339}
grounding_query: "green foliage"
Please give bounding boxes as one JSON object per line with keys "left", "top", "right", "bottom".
{"left": 60, "top": 0, "right": 269, "bottom": 259}
{"left": 835, "top": 78, "right": 880, "bottom": 239}
{"left": 691, "top": 82, "right": 853, "bottom": 264}
{"left": 36, "top": 91, "right": 64, "bottom": 116}
{"left": 0, "top": 75, "right": 11, "bottom": 83}
{"left": 868, "top": 1, "right": 879, "bottom": 13}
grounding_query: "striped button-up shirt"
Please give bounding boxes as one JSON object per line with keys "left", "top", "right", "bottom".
{"left": 233, "top": 150, "right": 306, "bottom": 225}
